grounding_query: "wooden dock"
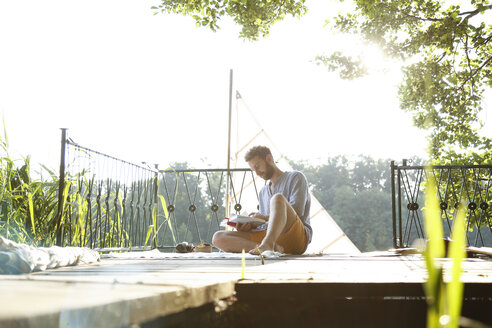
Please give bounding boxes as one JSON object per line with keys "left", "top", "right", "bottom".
{"left": 0, "top": 252, "right": 491, "bottom": 327}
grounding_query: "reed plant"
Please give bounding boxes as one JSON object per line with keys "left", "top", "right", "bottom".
{"left": 0, "top": 123, "right": 182, "bottom": 250}
{"left": 422, "top": 176, "right": 492, "bottom": 327}
{"left": 0, "top": 125, "right": 101, "bottom": 247}
{"left": 0, "top": 125, "right": 60, "bottom": 245}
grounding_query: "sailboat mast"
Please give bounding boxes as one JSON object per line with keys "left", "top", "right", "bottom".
{"left": 226, "top": 69, "right": 233, "bottom": 217}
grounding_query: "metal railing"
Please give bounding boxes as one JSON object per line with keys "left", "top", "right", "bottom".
{"left": 391, "top": 160, "right": 492, "bottom": 248}
{"left": 54, "top": 130, "right": 259, "bottom": 251}
{"left": 158, "top": 168, "right": 260, "bottom": 247}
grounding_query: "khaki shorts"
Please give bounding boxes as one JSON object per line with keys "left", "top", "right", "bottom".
{"left": 244, "top": 216, "right": 307, "bottom": 255}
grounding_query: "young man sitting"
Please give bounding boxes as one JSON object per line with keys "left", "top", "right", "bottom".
{"left": 212, "top": 146, "right": 312, "bottom": 255}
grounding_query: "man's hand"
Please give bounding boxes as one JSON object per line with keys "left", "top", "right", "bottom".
{"left": 235, "top": 213, "right": 269, "bottom": 232}
{"left": 236, "top": 222, "right": 253, "bottom": 232}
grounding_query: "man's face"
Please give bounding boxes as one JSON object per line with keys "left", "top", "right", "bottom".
{"left": 248, "top": 155, "right": 274, "bottom": 181}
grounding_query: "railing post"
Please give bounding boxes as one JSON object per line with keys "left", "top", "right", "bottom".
{"left": 153, "top": 164, "right": 159, "bottom": 249}
{"left": 391, "top": 161, "right": 398, "bottom": 249}
{"left": 397, "top": 161, "right": 403, "bottom": 248}
{"left": 55, "top": 128, "right": 68, "bottom": 246}
{"left": 226, "top": 69, "right": 233, "bottom": 218}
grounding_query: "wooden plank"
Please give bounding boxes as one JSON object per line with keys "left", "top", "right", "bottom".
{"left": 0, "top": 254, "right": 490, "bottom": 327}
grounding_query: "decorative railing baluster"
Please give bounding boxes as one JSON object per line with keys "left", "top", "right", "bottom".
{"left": 158, "top": 168, "right": 258, "bottom": 246}
{"left": 112, "top": 182, "right": 120, "bottom": 248}
{"left": 85, "top": 176, "right": 94, "bottom": 248}
{"left": 392, "top": 161, "right": 492, "bottom": 248}
{"left": 121, "top": 185, "right": 128, "bottom": 248}
{"left": 97, "top": 180, "right": 103, "bottom": 248}
{"left": 204, "top": 170, "right": 224, "bottom": 241}
{"left": 129, "top": 181, "right": 136, "bottom": 248}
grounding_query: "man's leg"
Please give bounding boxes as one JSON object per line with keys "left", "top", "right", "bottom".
{"left": 255, "top": 193, "right": 298, "bottom": 253}
{"left": 213, "top": 194, "right": 298, "bottom": 253}
{"left": 212, "top": 230, "right": 260, "bottom": 253}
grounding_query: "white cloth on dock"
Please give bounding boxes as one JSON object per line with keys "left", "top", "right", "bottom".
{"left": 0, "top": 236, "right": 100, "bottom": 274}
{"left": 103, "top": 249, "right": 285, "bottom": 260}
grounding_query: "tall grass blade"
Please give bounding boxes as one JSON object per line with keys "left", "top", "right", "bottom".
{"left": 2, "top": 115, "right": 9, "bottom": 150}
{"left": 158, "top": 194, "right": 176, "bottom": 244}
{"left": 143, "top": 225, "right": 153, "bottom": 248}
{"left": 27, "top": 191, "right": 36, "bottom": 235}
{"left": 152, "top": 205, "right": 157, "bottom": 247}
{"left": 447, "top": 205, "right": 466, "bottom": 328}
{"left": 423, "top": 178, "right": 445, "bottom": 328}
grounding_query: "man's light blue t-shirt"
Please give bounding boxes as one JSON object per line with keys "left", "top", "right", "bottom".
{"left": 257, "top": 171, "right": 312, "bottom": 248}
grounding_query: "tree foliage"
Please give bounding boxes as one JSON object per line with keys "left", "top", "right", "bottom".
{"left": 154, "top": 0, "right": 491, "bottom": 163}
{"left": 292, "top": 155, "right": 397, "bottom": 251}
{"left": 152, "top": 0, "right": 307, "bottom": 40}
{"left": 324, "top": 0, "right": 492, "bottom": 163}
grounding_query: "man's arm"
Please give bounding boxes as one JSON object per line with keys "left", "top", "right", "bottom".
{"left": 287, "top": 172, "right": 309, "bottom": 217}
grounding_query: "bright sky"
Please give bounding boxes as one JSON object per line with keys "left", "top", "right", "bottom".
{"left": 0, "top": 0, "right": 490, "bottom": 171}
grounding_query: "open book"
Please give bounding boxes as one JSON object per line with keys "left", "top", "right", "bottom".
{"left": 224, "top": 214, "right": 266, "bottom": 228}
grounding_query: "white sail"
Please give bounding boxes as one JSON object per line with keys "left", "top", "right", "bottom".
{"left": 228, "top": 91, "right": 360, "bottom": 254}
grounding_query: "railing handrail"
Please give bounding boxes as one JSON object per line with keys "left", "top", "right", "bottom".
{"left": 66, "top": 137, "right": 158, "bottom": 173}
{"left": 393, "top": 164, "right": 492, "bottom": 170}
{"left": 160, "top": 168, "right": 252, "bottom": 173}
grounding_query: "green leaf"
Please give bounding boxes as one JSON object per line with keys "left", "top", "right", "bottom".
{"left": 27, "top": 192, "right": 35, "bottom": 235}
{"left": 143, "top": 225, "right": 153, "bottom": 248}
{"left": 423, "top": 177, "right": 445, "bottom": 258}
{"left": 152, "top": 205, "right": 157, "bottom": 248}
{"left": 423, "top": 177, "right": 445, "bottom": 328}
{"left": 158, "top": 194, "right": 176, "bottom": 244}
{"left": 2, "top": 114, "right": 9, "bottom": 150}
{"left": 447, "top": 205, "right": 466, "bottom": 327}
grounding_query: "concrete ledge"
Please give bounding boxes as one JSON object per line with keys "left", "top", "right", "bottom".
{"left": 0, "top": 279, "right": 236, "bottom": 328}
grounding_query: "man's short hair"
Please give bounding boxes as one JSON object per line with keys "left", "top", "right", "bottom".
{"left": 244, "top": 146, "right": 272, "bottom": 162}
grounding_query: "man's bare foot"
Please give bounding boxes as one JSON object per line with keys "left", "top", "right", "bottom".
{"left": 248, "top": 243, "right": 284, "bottom": 255}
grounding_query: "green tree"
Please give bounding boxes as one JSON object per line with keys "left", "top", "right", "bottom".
{"left": 157, "top": 0, "right": 491, "bottom": 163}
{"left": 292, "top": 156, "right": 351, "bottom": 209}
{"left": 351, "top": 156, "right": 391, "bottom": 193}
{"left": 322, "top": 0, "right": 492, "bottom": 163}
{"left": 152, "top": 0, "right": 307, "bottom": 40}
{"left": 294, "top": 155, "right": 397, "bottom": 251}
{"left": 330, "top": 186, "right": 393, "bottom": 251}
